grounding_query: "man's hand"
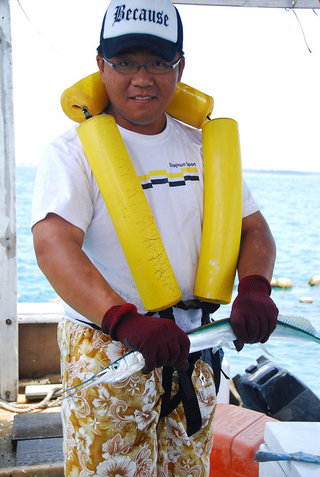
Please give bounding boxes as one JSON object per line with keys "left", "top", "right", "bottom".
{"left": 101, "top": 303, "right": 190, "bottom": 374}
{"left": 230, "top": 275, "right": 279, "bottom": 351}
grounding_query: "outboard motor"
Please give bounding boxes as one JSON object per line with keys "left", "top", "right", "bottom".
{"left": 233, "top": 355, "right": 320, "bottom": 421}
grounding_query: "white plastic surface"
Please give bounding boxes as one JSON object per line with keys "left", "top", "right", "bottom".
{"left": 259, "top": 422, "right": 320, "bottom": 477}
{"left": 259, "top": 443, "right": 287, "bottom": 477}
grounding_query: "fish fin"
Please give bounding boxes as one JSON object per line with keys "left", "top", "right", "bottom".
{"left": 225, "top": 341, "right": 236, "bottom": 350}
{"left": 278, "top": 314, "right": 319, "bottom": 338}
{"left": 259, "top": 342, "right": 274, "bottom": 357}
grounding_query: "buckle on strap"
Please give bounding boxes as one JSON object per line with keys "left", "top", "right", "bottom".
{"left": 175, "top": 299, "right": 220, "bottom": 317}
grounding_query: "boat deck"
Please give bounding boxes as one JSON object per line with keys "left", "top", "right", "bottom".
{"left": 0, "top": 388, "right": 64, "bottom": 476}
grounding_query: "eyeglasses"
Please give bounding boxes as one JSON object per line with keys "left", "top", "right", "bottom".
{"left": 102, "top": 56, "right": 182, "bottom": 75}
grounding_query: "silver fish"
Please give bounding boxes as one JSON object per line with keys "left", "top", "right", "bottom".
{"left": 61, "top": 314, "right": 320, "bottom": 398}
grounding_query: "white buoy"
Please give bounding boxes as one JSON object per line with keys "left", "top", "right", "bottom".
{"left": 270, "top": 277, "right": 277, "bottom": 287}
{"left": 309, "top": 275, "right": 320, "bottom": 286}
{"left": 276, "top": 277, "right": 292, "bottom": 289}
{"left": 299, "top": 296, "right": 313, "bottom": 303}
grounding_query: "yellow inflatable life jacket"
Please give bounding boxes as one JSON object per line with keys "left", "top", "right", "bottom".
{"left": 61, "top": 73, "right": 242, "bottom": 311}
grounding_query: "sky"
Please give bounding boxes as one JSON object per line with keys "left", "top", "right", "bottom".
{"left": 9, "top": 0, "right": 320, "bottom": 172}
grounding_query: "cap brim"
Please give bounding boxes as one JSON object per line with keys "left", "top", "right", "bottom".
{"left": 101, "top": 33, "right": 179, "bottom": 62}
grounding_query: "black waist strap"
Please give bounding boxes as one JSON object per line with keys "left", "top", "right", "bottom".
{"left": 157, "top": 303, "right": 223, "bottom": 437}
{"left": 159, "top": 352, "right": 202, "bottom": 437}
{"left": 162, "top": 300, "right": 224, "bottom": 396}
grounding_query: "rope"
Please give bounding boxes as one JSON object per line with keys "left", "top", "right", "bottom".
{"left": 0, "top": 386, "right": 62, "bottom": 414}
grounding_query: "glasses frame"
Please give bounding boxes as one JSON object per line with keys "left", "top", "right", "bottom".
{"left": 102, "top": 56, "right": 182, "bottom": 75}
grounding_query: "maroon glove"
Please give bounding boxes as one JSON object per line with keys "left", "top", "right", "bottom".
{"left": 101, "top": 303, "right": 190, "bottom": 374}
{"left": 230, "top": 275, "right": 279, "bottom": 351}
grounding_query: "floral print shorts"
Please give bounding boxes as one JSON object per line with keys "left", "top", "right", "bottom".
{"left": 58, "top": 319, "right": 217, "bottom": 476}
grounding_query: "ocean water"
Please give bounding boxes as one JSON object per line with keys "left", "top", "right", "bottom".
{"left": 16, "top": 167, "right": 320, "bottom": 398}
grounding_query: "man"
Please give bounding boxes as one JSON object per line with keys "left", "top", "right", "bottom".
{"left": 32, "top": 0, "right": 278, "bottom": 475}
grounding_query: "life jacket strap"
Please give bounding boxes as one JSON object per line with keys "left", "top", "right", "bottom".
{"left": 159, "top": 351, "right": 202, "bottom": 436}
{"left": 157, "top": 303, "right": 220, "bottom": 436}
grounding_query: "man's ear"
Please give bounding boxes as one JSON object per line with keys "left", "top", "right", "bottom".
{"left": 96, "top": 55, "right": 105, "bottom": 78}
{"left": 177, "top": 56, "right": 185, "bottom": 82}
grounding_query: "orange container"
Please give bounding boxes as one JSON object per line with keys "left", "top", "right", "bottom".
{"left": 210, "top": 404, "right": 277, "bottom": 477}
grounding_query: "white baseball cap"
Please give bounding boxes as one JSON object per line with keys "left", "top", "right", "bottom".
{"left": 98, "top": 0, "right": 183, "bottom": 62}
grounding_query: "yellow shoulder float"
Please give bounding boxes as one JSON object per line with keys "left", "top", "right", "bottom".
{"left": 61, "top": 71, "right": 213, "bottom": 128}
{"left": 61, "top": 72, "right": 242, "bottom": 310}
{"left": 77, "top": 114, "right": 182, "bottom": 312}
{"left": 194, "top": 118, "right": 242, "bottom": 304}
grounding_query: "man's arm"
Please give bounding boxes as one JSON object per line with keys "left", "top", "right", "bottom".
{"left": 238, "top": 210, "right": 276, "bottom": 281}
{"left": 32, "top": 213, "right": 190, "bottom": 372}
{"left": 230, "top": 210, "right": 278, "bottom": 348}
{"left": 33, "top": 213, "right": 125, "bottom": 327}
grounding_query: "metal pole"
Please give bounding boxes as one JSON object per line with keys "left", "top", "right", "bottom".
{"left": 0, "top": 0, "right": 18, "bottom": 401}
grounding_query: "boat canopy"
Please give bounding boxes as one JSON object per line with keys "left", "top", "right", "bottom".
{"left": 174, "top": 0, "right": 319, "bottom": 7}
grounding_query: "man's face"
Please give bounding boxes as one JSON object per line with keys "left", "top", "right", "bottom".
{"left": 97, "top": 49, "right": 184, "bottom": 134}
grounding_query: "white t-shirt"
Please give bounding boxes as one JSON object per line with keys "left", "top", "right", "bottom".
{"left": 31, "top": 115, "right": 259, "bottom": 331}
